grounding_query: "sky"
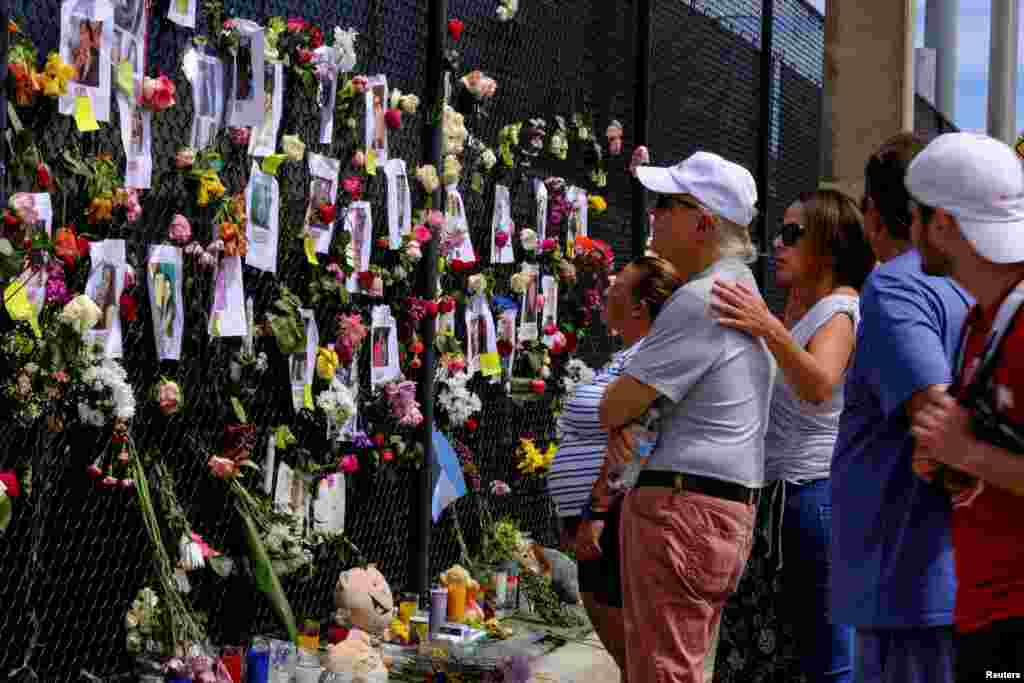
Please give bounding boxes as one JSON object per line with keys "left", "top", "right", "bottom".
{"left": 808, "top": 0, "right": 1012, "bottom": 133}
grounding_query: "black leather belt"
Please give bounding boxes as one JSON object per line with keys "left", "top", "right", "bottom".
{"left": 635, "top": 470, "right": 758, "bottom": 504}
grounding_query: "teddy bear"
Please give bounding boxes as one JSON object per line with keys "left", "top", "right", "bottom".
{"left": 322, "top": 628, "right": 387, "bottom": 682}
{"left": 333, "top": 565, "right": 395, "bottom": 636}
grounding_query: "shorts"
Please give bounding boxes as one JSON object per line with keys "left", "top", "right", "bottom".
{"left": 578, "top": 495, "right": 625, "bottom": 608}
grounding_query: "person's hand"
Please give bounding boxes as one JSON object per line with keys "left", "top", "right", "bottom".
{"left": 607, "top": 428, "right": 635, "bottom": 468}
{"left": 710, "top": 280, "right": 783, "bottom": 339}
{"left": 910, "top": 389, "right": 973, "bottom": 469}
{"left": 575, "top": 519, "right": 605, "bottom": 561}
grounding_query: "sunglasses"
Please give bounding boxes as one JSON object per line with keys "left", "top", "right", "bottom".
{"left": 774, "top": 222, "right": 805, "bottom": 248}
{"left": 654, "top": 194, "right": 702, "bottom": 212}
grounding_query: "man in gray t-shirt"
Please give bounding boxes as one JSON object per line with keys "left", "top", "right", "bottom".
{"left": 600, "top": 152, "right": 775, "bottom": 683}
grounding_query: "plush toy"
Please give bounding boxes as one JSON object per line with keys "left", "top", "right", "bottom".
{"left": 321, "top": 628, "right": 387, "bottom": 682}
{"left": 333, "top": 565, "right": 395, "bottom": 636}
{"left": 517, "top": 537, "right": 581, "bottom": 605}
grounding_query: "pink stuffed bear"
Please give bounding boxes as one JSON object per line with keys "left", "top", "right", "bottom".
{"left": 333, "top": 565, "right": 395, "bottom": 636}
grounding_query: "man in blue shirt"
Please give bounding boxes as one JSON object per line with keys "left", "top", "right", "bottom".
{"left": 830, "top": 133, "right": 972, "bottom": 683}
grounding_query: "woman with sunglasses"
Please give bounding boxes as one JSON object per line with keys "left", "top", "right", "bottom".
{"left": 710, "top": 189, "right": 875, "bottom": 683}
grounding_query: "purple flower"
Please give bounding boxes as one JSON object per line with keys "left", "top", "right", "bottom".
{"left": 45, "top": 277, "right": 68, "bottom": 304}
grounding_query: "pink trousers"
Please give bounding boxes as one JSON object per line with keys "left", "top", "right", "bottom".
{"left": 620, "top": 486, "right": 756, "bottom": 683}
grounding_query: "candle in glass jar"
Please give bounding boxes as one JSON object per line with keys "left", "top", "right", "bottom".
{"left": 447, "top": 582, "right": 467, "bottom": 623}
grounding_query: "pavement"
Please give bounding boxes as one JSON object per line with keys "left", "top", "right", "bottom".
{"left": 531, "top": 633, "right": 622, "bottom": 682}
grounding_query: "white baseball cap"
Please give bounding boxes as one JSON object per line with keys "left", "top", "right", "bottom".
{"left": 636, "top": 151, "right": 758, "bottom": 226}
{"left": 906, "top": 132, "right": 1024, "bottom": 264}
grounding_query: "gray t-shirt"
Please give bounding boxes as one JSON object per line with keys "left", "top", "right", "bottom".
{"left": 624, "top": 257, "right": 777, "bottom": 488}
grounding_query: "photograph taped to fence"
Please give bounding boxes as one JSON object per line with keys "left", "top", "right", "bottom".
{"left": 118, "top": 97, "right": 152, "bottom": 188}
{"left": 491, "top": 184, "right": 515, "bottom": 264}
{"left": 365, "top": 75, "right": 389, "bottom": 164}
{"left": 208, "top": 255, "right": 245, "bottom": 338}
{"left": 370, "top": 305, "right": 400, "bottom": 387}
{"left": 14, "top": 194, "right": 54, "bottom": 327}
{"left": 228, "top": 21, "right": 264, "bottom": 128}
{"left": 187, "top": 50, "right": 226, "bottom": 149}
{"left": 384, "top": 159, "right": 411, "bottom": 249}
{"left": 541, "top": 275, "right": 559, "bottom": 346}
{"left": 534, "top": 178, "right": 548, "bottom": 247}
{"left": 519, "top": 263, "right": 540, "bottom": 341}
{"left": 314, "top": 45, "right": 339, "bottom": 144}
{"left": 446, "top": 186, "right": 475, "bottom": 262}
{"left": 290, "top": 309, "right": 318, "bottom": 413}
{"left": 345, "top": 201, "right": 373, "bottom": 292}
{"left": 565, "top": 186, "right": 588, "bottom": 258}
{"left": 466, "top": 294, "right": 499, "bottom": 378}
{"left": 166, "top": 0, "right": 196, "bottom": 28}
{"left": 147, "top": 245, "right": 184, "bottom": 361}
{"left": 305, "top": 153, "right": 341, "bottom": 254}
{"left": 60, "top": 0, "right": 114, "bottom": 123}
{"left": 249, "top": 62, "right": 283, "bottom": 158}
{"left": 245, "top": 162, "right": 280, "bottom": 274}
{"left": 84, "top": 239, "right": 127, "bottom": 358}
{"left": 313, "top": 473, "right": 346, "bottom": 534}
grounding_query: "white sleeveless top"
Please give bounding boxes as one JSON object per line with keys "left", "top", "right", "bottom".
{"left": 763, "top": 294, "right": 860, "bottom": 483}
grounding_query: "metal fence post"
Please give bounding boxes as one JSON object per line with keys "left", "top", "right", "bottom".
{"left": 757, "top": 0, "right": 775, "bottom": 285}
{"left": 0, "top": 0, "right": 8, "bottom": 198}
{"left": 411, "top": 0, "right": 448, "bottom": 598}
{"left": 632, "top": 0, "right": 652, "bottom": 260}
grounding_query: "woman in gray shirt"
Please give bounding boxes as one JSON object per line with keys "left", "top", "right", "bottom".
{"left": 710, "top": 190, "right": 876, "bottom": 683}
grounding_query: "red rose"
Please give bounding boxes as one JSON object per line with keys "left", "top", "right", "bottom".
{"left": 375, "top": 237, "right": 389, "bottom": 249}
{"left": 451, "top": 259, "right": 475, "bottom": 273}
{"left": 0, "top": 471, "right": 20, "bottom": 498}
{"left": 373, "top": 433, "right": 386, "bottom": 447}
{"left": 438, "top": 297, "right": 456, "bottom": 313}
{"left": 3, "top": 211, "right": 18, "bottom": 227}
{"left": 563, "top": 330, "right": 578, "bottom": 353}
{"left": 497, "top": 339, "right": 514, "bottom": 356}
{"left": 381, "top": 450, "right": 395, "bottom": 462}
{"left": 425, "top": 301, "right": 439, "bottom": 317}
{"left": 287, "top": 17, "right": 308, "bottom": 32}
{"left": 385, "top": 108, "right": 402, "bottom": 129}
{"left": 86, "top": 464, "right": 103, "bottom": 480}
{"left": 447, "top": 18, "right": 465, "bottom": 41}
{"left": 411, "top": 340, "right": 425, "bottom": 354}
{"left": 327, "top": 626, "right": 349, "bottom": 644}
{"left": 77, "top": 236, "right": 91, "bottom": 258}
{"left": 464, "top": 417, "right": 479, "bottom": 432}
{"left": 309, "top": 26, "right": 324, "bottom": 49}
{"left": 119, "top": 292, "right": 137, "bottom": 322}
{"left": 543, "top": 322, "right": 557, "bottom": 336}
{"left": 357, "top": 271, "right": 376, "bottom": 289}
{"left": 410, "top": 357, "right": 422, "bottom": 369}
{"left": 530, "top": 379, "right": 546, "bottom": 394}
{"left": 318, "top": 203, "right": 336, "bottom": 224}
{"left": 297, "top": 48, "right": 314, "bottom": 64}
{"left": 36, "top": 163, "right": 52, "bottom": 189}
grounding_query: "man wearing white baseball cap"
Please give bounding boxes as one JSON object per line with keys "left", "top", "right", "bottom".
{"left": 599, "top": 151, "right": 776, "bottom": 682}
{"left": 906, "top": 132, "right": 1024, "bottom": 679}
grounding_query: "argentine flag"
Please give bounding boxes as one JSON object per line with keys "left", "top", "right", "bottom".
{"left": 432, "top": 428, "right": 468, "bottom": 522}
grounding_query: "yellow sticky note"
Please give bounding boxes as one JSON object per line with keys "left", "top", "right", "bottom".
{"left": 74, "top": 96, "right": 99, "bottom": 132}
{"left": 262, "top": 154, "right": 287, "bottom": 175}
{"left": 480, "top": 352, "right": 501, "bottom": 377}
{"left": 4, "top": 278, "right": 40, "bottom": 337}
{"left": 116, "top": 61, "right": 135, "bottom": 98}
{"left": 304, "top": 236, "right": 319, "bottom": 265}
{"left": 303, "top": 384, "right": 314, "bottom": 411}
{"left": 366, "top": 149, "right": 378, "bottom": 176}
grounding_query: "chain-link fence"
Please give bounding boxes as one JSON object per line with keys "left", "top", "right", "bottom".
{"left": 1, "top": 1, "right": 960, "bottom": 681}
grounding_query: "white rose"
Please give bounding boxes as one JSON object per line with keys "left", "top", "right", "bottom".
{"left": 467, "top": 274, "right": 486, "bottom": 294}
{"left": 519, "top": 228, "right": 538, "bottom": 252}
{"left": 405, "top": 241, "right": 422, "bottom": 261}
{"left": 60, "top": 294, "right": 102, "bottom": 332}
{"left": 399, "top": 94, "right": 420, "bottom": 114}
{"left": 480, "top": 148, "right": 497, "bottom": 171}
{"left": 510, "top": 271, "right": 531, "bottom": 294}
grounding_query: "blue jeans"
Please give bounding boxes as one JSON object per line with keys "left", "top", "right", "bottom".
{"left": 854, "top": 627, "right": 954, "bottom": 683}
{"left": 781, "top": 478, "right": 854, "bottom": 683}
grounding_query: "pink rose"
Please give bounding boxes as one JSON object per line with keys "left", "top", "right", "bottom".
{"left": 351, "top": 75, "right": 369, "bottom": 93}
{"left": 140, "top": 75, "right": 176, "bottom": 112}
{"left": 342, "top": 176, "right": 363, "bottom": 198}
{"left": 385, "top": 108, "right": 402, "bottom": 129}
{"left": 541, "top": 238, "right": 557, "bottom": 252}
{"left": 427, "top": 209, "right": 445, "bottom": 228}
{"left": 223, "top": 19, "right": 238, "bottom": 30}
{"left": 413, "top": 225, "right": 432, "bottom": 242}
{"left": 544, "top": 322, "right": 558, "bottom": 336}
{"left": 158, "top": 380, "right": 181, "bottom": 416}
{"left": 352, "top": 150, "right": 366, "bottom": 168}
{"left": 296, "top": 48, "right": 314, "bottom": 65}
{"left": 495, "top": 231, "right": 510, "bottom": 247}
{"left": 405, "top": 241, "right": 422, "bottom": 260}
{"left": 123, "top": 267, "right": 137, "bottom": 289}
{"left": 534, "top": 294, "right": 545, "bottom": 310}
{"left": 370, "top": 276, "right": 384, "bottom": 297}
{"left": 447, "top": 357, "right": 466, "bottom": 373}
{"left": 208, "top": 456, "right": 238, "bottom": 480}
{"left": 287, "top": 17, "right": 308, "bottom": 32}
{"left": 230, "top": 127, "right": 251, "bottom": 145}
{"left": 169, "top": 214, "right": 192, "bottom": 244}
{"left": 340, "top": 454, "right": 360, "bottom": 474}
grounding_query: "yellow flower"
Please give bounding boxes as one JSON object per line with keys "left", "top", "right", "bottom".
{"left": 516, "top": 438, "right": 556, "bottom": 476}
{"left": 44, "top": 53, "right": 76, "bottom": 96}
{"left": 316, "top": 346, "right": 339, "bottom": 381}
{"left": 588, "top": 195, "right": 608, "bottom": 214}
{"left": 197, "top": 172, "right": 225, "bottom": 207}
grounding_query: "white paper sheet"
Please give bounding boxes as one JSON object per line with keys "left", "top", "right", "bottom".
{"left": 118, "top": 94, "right": 152, "bottom": 188}
{"left": 314, "top": 46, "right": 339, "bottom": 144}
{"left": 147, "top": 245, "right": 185, "bottom": 361}
{"left": 60, "top": 0, "right": 115, "bottom": 123}
{"left": 518, "top": 263, "right": 540, "bottom": 342}
{"left": 565, "top": 186, "right": 589, "bottom": 258}
{"left": 384, "top": 159, "right": 411, "bottom": 249}
{"left": 188, "top": 50, "right": 225, "bottom": 149}
{"left": 228, "top": 21, "right": 265, "bottom": 128}
{"left": 370, "top": 305, "right": 401, "bottom": 387}
{"left": 364, "top": 75, "right": 389, "bottom": 164}
{"left": 541, "top": 275, "right": 559, "bottom": 346}
{"left": 312, "top": 474, "right": 346, "bottom": 534}
{"left": 16, "top": 194, "right": 53, "bottom": 324}
{"left": 446, "top": 185, "right": 475, "bottom": 262}
{"left": 167, "top": 0, "right": 196, "bottom": 28}
{"left": 249, "top": 62, "right": 283, "bottom": 158}
{"left": 465, "top": 294, "right": 498, "bottom": 377}
{"left": 491, "top": 184, "right": 515, "bottom": 263}
{"left": 338, "top": 362, "right": 360, "bottom": 440}
{"left": 273, "top": 461, "right": 307, "bottom": 527}
{"left": 497, "top": 308, "right": 518, "bottom": 378}
{"left": 245, "top": 162, "right": 280, "bottom": 274}
{"left": 344, "top": 202, "right": 373, "bottom": 292}
{"left": 290, "top": 309, "right": 317, "bottom": 413}
{"left": 84, "top": 239, "right": 127, "bottom": 358}
{"left": 305, "top": 153, "right": 341, "bottom": 254}
{"left": 534, "top": 179, "right": 548, "bottom": 249}
{"left": 209, "top": 255, "right": 246, "bottom": 338}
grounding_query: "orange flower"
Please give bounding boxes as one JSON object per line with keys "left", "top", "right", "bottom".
{"left": 53, "top": 227, "right": 79, "bottom": 266}
{"left": 87, "top": 197, "right": 114, "bottom": 225}
{"left": 220, "top": 222, "right": 248, "bottom": 257}
{"left": 575, "top": 235, "right": 595, "bottom": 252}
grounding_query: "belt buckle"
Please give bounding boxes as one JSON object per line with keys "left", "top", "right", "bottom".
{"left": 673, "top": 474, "right": 687, "bottom": 494}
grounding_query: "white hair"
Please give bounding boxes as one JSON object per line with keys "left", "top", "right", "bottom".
{"left": 716, "top": 215, "right": 758, "bottom": 264}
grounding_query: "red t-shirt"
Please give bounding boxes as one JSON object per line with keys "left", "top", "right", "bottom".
{"left": 952, "top": 298, "right": 1024, "bottom": 633}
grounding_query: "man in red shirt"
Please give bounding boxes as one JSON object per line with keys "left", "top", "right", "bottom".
{"left": 905, "top": 132, "right": 1024, "bottom": 680}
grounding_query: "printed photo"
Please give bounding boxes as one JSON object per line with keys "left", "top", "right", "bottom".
{"left": 372, "top": 327, "right": 389, "bottom": 368}
{"left": 350, "top": 206, "right": 368, "bottom": 269}
{"left": 290, "top": 352, "right": 307, "bottom": 384}
{"left": 252, "top": 63, "right": 276, "bottom": 149}
{"left": 498, "top": 315, "right": 515, "bottom": 344}
{"left": 129, "top": 109, "right": 144, "bottom": 156}
{"left": 523, "top": 273, "right": 539, "bottom": 325}
{"left": 235, "top": 36, "right": 253, "bottom": 103}
{"left": 468, "top": 316, "right": 479, "bottom": 362}
{"left": 477, "top": 316, "right": 489, "bottom": 356}
{"left": 250, "top": 175, "right": 273, "bottom": 229}
{"left": 70, "top": 16, "right": 103, "bottom": 88}
{"left": 113, "top": 0, "right": 145, "bottom": 34}
{"left": 310, "top": 177, "right": 333, "bottom": 211}
{"left": 371, "top": 84, "right": 387, "bottom": 154}
{"left": 111, "top": 29, "right": 139, "bottom": 71}
{"left": 151, "top": 261, "right": 177, "bottom": 347}
{"left": 396, "top": 173, "right": 407, "bottom": 229}
{"left": 93, "top": 264, "right": 118, "bottom": 331}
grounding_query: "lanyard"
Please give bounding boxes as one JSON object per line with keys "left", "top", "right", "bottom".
{"left": 956, "top": 280, "right": 1024, "bottom": 382}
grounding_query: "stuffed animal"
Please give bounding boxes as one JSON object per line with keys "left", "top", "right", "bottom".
{"left": 333, "top": 565, "right": 395, "bottom": 636}
{"left": 322, "top": 628, "right": 387, "bottom": 682}
{"left": 517, "top": 537, "right": 581, "bottom": 605}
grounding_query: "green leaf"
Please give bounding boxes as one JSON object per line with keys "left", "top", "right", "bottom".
{"left": 0, "top": 496, "right": 12, "bottom": 534}
{"left": 237, "top": 502, "right": 298, "bottom": 642}
{"left": 208, "top": 554, "right": 235, "bottom": 578}
{"left": 230, "top": 397, "right": 248, "bottom": 423}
